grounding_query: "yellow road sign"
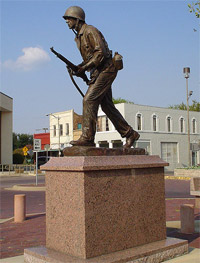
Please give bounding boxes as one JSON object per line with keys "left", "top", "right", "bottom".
{"left": 23, "top": 146, "right": 28, "bottom": 154}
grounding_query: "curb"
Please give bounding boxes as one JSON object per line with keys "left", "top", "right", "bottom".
{"left": 4, "top": 185, "right": 46, "bottom": 191}
{"left": 165, "top": 176, "right": 191, "bottom": 181}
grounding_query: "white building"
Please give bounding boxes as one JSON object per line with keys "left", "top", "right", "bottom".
{"left": 0, "top": 92, "right": 13, "bottom": 164}
{"left": 95, "top": 103, "right": 200, "bottom": 170}
{"left": 48, "top": 109, "right": 82, "bottom": 151}
{"left": 50, "top": 103, "right": 199, "bottom": 170}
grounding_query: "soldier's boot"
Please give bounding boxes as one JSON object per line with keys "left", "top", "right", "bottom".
{"left": 70, "top": 136, "right": 95, "bottom": 147}
{"left": 123, "top": 131, "right": 140, "bottom": 149}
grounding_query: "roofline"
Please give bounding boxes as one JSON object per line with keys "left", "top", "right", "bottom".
{"left": 120, "top": 102, "right": 199, "bottom": 113}
{"left": 0, "top": 92, "right": 13, "bottom": 100}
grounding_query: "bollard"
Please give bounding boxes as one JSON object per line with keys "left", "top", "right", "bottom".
{"left": 14, "top": 194, "right": 26, "bottom": 223}
{"left": 180, "top": 204, "right": 195, "bottom": 234}
{"left": 195, "top": 196, "right": 200, "bottom": 209}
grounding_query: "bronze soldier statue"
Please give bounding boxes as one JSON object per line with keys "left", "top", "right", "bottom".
{"left": 63, "top": 6, "right": 140, "bottom": 148}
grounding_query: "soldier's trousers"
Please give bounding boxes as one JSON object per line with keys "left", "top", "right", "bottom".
{"left": 82, "top": 70, "right": 133, "bottom": 142}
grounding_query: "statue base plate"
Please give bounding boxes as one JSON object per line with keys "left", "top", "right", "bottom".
{"left": 63, "top": 146, "right": 145, "bottom": 156}
{"left": 24, "top": 237, "right": 188, "bottom": 263}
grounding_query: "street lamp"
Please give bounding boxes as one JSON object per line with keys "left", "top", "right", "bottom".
{"left": 183, "top": 67, "right": 192, "bottom": 167}
{"left": 46, "top": 113, "right": 61, "bottom": 157}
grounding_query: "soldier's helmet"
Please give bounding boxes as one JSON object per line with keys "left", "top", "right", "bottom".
{"left": 63, "top": 6, "right": 85, "bottom": 22}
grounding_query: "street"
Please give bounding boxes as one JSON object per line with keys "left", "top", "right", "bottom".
{"left": 0, "top": 175, "right": 45, "bottom": 188}
{"left": 0, "top": 174, "right": 193, "bottom": 220}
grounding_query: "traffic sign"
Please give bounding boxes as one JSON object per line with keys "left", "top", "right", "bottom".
{"left": 23, "top": 146, "right": 28, "bottom": 153}
{"left": 34, "top": 139, "right": 41, "bottom": 151}
{"left": 27, "top": 149, "right": 34, "bottom": 157}
{"left": 44, "top": 144, "right": 50, "bottom": 151}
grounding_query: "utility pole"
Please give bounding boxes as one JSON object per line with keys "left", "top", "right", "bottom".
{"left": 183, "top": 67, "right": 192, "bottom": 167}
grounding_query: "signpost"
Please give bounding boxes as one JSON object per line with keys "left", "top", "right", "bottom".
{"left": 34, "top": 139, "right": 41, "bottom": 185}
{"left": 44, "top": 144, "right": 50, "bottom": 163}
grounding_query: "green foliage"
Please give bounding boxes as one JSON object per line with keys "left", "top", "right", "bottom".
{"left": 13, "top": 153, "right": 24, "bottom": 164}
{"left": 168, "top": 100, "right": 200, "bottom": 112}
{"left": 188, "top": 1, "right": 200, "bottom": 18}
{"left": 13, "top": 133, "right": 33, "bottom": 150}
{"left": 13, "top": 148, "right": 24, "bottom": 155}
{"left": 112, "top": 97, "right": 134, "bottom": 104}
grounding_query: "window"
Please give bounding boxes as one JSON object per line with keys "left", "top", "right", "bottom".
{"left": 153, "top": 115, "right": 157, "bottom": 131}
{"left": 137, "top": 114, "right": 142, "bottom": 131}
{"left": 77, "top": 123, "right": 82, "bottom": 130}
{"left": 66, "top": 123, "right": 69, "bottom": 135}
{"left": 161, "top": 142, "right": 178, "bottom": 170}
{"left": 112, "top": 140, "right": 123, "bottom": 148}
{"left": 59, "top": 124, "right": 63, "bottom": 136}
{"left": 97, "top": 117, "right": 102, "bottom": 132}
{"left": 99, "top": 141, "right": 109, "bottom": 148}
{"left": 97, "top": 116, "right": 109, "bottom": 132}
{"left": 180, "top": 117, "right": 184, "bottom": 133}
{"left": 192, "top": 118, "right": 196, "bottom": 133}
{"left": 106, "top": 117, "right": 109, "bottom": 131}
{"left": 53, "top": 125, "right": 56, "bottom": 137}
{"left": 136, "top": 141, "right": 151, "bottom": 155}
{"left": 167, "top": 116, "right": 172, "bottom": 132}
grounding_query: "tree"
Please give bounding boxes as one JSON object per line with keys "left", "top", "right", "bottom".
{"left": 13, "top": 133, "right": 33, "bottom": 150}
{"left": 112, "top": 97, "right": 134, "bottom": 104}
{"left": 188, "top": 1, "right": 200, "bottom": 18}
{"left": 168, "top": 100, "right": 200, "bottom": 112}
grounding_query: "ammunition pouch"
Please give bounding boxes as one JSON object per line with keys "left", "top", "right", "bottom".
{"left": 113, "top": 52, "right": 123, "bottom": 70}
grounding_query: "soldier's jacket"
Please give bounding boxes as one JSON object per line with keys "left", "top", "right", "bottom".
{"left": 75, "top": 23, "right": 116, "bottom": 81}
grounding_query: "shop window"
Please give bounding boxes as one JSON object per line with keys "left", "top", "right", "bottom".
{"left": 167, "top": 116, "right": 172, "bottom": 132}
{"left": 59, "top": 124, "right": 63, "bottom": 136}
{"left": 180, "top": 117, "right": 184, "bottom": 133}
{"left": 66, "top": 123, "right": 69, "bottom": 135}
{"left": 153, "top": 115, "right": 157, "bottom": 131}
{"left": 53, "top": 125, "right": 56, "bottom": 137}
{"left": 78, "top": 123, "right": 82, "bottom": 130}
{"left": 192, "top": 118, "right": 197, "bottom": 133}
{"left": 137, "top": 114, "right": 142, "bottom": 131}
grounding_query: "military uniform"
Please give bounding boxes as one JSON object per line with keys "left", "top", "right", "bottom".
{"left": 63, "top": 6, "right": 139, "bottom": 147}
{"left": 75, "top": 23, "right": 134, "bottom": 142}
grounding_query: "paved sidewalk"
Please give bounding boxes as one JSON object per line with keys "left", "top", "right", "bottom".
{"left": 0, "top": 199, "right": 199, "bottom": 261}
{"left": 1, "top": 177, "right": 199, "bottom": 262}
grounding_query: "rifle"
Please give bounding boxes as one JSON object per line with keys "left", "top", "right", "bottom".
{"left": 50, "top": 47, "right": 89, "bottom": 97}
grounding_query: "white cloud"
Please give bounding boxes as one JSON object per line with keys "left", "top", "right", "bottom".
{"left": 3, "top": 47, "right": 50, "bottom": 71}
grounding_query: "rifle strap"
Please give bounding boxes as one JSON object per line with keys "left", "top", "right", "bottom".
{"left": 67, "top": 67, "right": 84, "bottom": 98}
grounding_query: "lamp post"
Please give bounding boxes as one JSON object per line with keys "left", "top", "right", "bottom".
{"left": 46, "top": 113, "right": 61, "bottom": 157}
{"left": 183, "top": 67, "right": 191, "bottom": 167}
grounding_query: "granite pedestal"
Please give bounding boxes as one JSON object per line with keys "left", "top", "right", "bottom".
{"left": 24, "top": 150, "right": 188, "bottom": 262}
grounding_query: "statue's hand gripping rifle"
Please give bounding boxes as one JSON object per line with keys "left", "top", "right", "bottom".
{"left": 50, "top": 47, "right": 89, "bottom": 97}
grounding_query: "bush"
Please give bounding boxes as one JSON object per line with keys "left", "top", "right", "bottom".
{"left": 13, "top": 153, "right": 24, "bottom": 164}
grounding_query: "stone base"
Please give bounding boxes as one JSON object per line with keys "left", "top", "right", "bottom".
{"left": 63, "top": 146, "right": 145, "bottom": 156}
{"left": 24, "top": 238, "right": 188, "bottom": 263}
{"left": 42, "top": 156, "right": 168, "bottom": 258}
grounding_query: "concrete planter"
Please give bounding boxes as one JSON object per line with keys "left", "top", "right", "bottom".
{"left": 174, "top": 168, "right": 200, "bottom": 178}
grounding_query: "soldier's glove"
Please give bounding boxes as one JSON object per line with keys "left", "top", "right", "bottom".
{"left": 75, "top": 65, "right": 86, "bottom": 77}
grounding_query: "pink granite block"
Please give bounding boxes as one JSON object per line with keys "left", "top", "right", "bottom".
{"left": 24, "top": 238, "right": 188, "bottom": 263}
{"left": 44, "top": 155, "right": 167, "bottom": 259}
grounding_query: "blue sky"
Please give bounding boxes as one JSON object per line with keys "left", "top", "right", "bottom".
{"left": 0, "top": 0, "right": 199, "bottom": 134}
